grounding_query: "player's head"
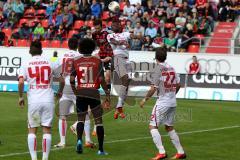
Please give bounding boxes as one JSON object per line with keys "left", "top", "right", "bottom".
{"left": 94, "top": 19, "right": 102, "bottom": 33}
{"left": 68, "top": 37, "right": 78, "bottom": 50}
{"left": 155, "top": 47, "right": 167, "bottom": 63}
{"left": 29, "top": 40, "right": 42, "bottom": 56}
{"left": 111, "top": 19, "right": 122, "bottom": 33}
{"left": 53, "top": 51, "right": 58, "bottom": 57}
{"left": 192, "top": 55, "right": 197, "bottom": 62}
{"left": 78, "top": 38, "right": 96, "bottom": 55}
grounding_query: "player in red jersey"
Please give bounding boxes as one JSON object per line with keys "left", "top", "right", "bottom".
{"left": 18, "top": 40, "right": 65, "bottom": 160}
{"left": 70, "top": 38, "right": 110, "bottom": 155}
{"left": 92, "top": 19, "right": 113, "bottom": 91}
{"left": 189, "top": 56, "right": 200, "bottom": 74}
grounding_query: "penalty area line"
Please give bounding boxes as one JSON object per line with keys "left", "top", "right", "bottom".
{"left": 0, "top": 125, "right": 239, "bottom": 158}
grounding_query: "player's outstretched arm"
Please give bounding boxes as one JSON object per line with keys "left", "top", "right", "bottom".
{"left": 18, "top": 77, "right": 25, "bottom": 108}
{"left": 140, "top": 85, "right": 157, "bottom": 108}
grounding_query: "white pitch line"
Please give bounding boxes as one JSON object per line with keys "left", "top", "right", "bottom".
{"left": 0, "top": 125, "right": 239, "bottom": 158}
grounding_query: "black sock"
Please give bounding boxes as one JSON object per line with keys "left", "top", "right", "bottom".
{"left": 107, "top": 84, "right": 111, "bottom": 90}
{"left": 96, "top": 125, "right": 104, "bottom": 152}
{"left": 76, "top": 122, "right": 84, "bottom": 142}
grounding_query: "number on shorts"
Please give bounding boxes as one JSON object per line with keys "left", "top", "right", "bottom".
{"left": 162, "top": 71, "right": 176, "bottom": 89}
{"left": 28, "top": 66, "right": 51, "bottom": 84}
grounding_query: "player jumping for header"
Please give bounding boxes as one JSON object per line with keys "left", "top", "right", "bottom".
{"left": 140, "top": 47, "right": 186, "bottom": 160}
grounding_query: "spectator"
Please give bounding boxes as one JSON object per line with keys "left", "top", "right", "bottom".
{"left": 46, "top": 1, "right": 55, "bottom": 17}
{"left": 79, "top": 0, "right": 91, "bottom": 20}
{"left": 195, "top": 0, "right": 207, "bottom": 16}
{"left": 84, "top": 29, "right": 92, "bottom": 38}
{"left": 189, "top": 55, "right": 200, "bottom": 74}
{"left": 134, "top": 3, "right": 144, "bottom": 17}
{"left": 33, "top": 23, "right": 45, "bottom": 40}
{"left": 123, "top": 0, "right": 135, "bottom": 18}
{"left": 68, "top": 0, "right": 79, "bottom": 19}
{"left": 130, "top": 22, "right": 144, "bottom": 50}
{"left": 145, "top": 22, "right": 157, "bottom": 38}
{"left": 62, "top": 6, "right": 73, "bottom": 30}
{"left": 124, "top": 20, "right": 134, "bottom": 32}
{"left": 197, "top": 16, "right": 210, "bottom": 35}
{"left": 182, "top": 1, "right": 191, "bottom": 17}
{"left": 3, "top": 0, "right": 12, "bottom": 18}
{"left": 130, "top": 12, "right": 140, "bottom": 27}
{"left": 152, "top": 34, "right": 164, "bottom": 48}
{"left": 229, "top": 0, "right": 239, "bottom": 22}
{"left": 134, "top": 22, "right": 145, "bottom": 38}
{"left": 45, "top": 25, "right": 55, "bottom": 40}
{"left": 157, "top": 20, "right": 166, "bottom": 38}
{"left": 0, "top": 28, "right": 5, "bottom": 46}
{"left": 154, "top": 1, "right": 167, "bottom": 20}
{"left": 55, "top": 10, "right": 63, "bottom": 28}
{"left": 176, "top": 29, "right": 193, "bottom": 52}
{"left": 140, "top": 11, "right": 150, "bottom": 28}
{"left": 204, "top": 2, "right": 215, "bottom": 32}
{"left": 142, "top": 35, "right": 153, "bottom": 51}
{"left": 91, "top": 0, "right": 101, "bottom": 19}
{"left": 164, "top": 30, "right": 177, "bottom": 51}
{"left": 11, "top": 0, "right": 24, "bottom": 19}
{"left": 166, "top": 2, "right": 177, "bottom": 23}
{"left": 7, "top": 11, "right": 17, "bottom": 28}
{"left": 18, "top": 23, "right": 31, "bottom": 39}
{"left": 55, "top": 24, "right": 66, "bottom": 41}
{"left": 175, "top": 9, "right": 186, "bottom": 30}
{"left": 0, "top": 11, "right": 6, "bottom": 29}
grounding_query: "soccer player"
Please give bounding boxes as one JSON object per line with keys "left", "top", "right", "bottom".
{"left": 54, "top": 37, "right": 95, "bottom": 148}
{"left": 70, "top": 38, "right": 110, "bottom": 155}
{"left": 107, "top": 19, "right": 134, "bottom": 119}
{"left": 140, "top": 47, "right": 186, "bottom": 160}
{"left": 18, "top": 40, "right": 65, "bottom": 160}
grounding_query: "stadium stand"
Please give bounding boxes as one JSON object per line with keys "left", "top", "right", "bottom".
{"left": 0, "top": 0, "right": 239, "bottom": 53}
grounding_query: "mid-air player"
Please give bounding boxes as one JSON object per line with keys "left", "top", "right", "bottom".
{"left": 107, "top": 19, "right": 134, "bottom": 119}
{"left": 70, "top": 38, "right": 110, "bottom": 155}
{"left": 54, "top": 38, "right": 95, "bottom": 148}
{"left": 140, "top": 47, "right": 186, "bottom": 160}
{"left": 18, "top": 40, "right": 65, "bottom": 160}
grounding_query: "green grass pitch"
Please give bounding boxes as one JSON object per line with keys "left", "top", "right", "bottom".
{"left": 0, "top": 92, "right": 240, "bottom": 160}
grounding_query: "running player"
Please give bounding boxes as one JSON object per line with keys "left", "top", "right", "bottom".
{"left": 54, "top": 38, "right": 95, "bottom": 148}
{"left": 107, "top": 19, "right": 134, "bottom": 119}
{"left": 70, "top": 38, "right": 110, "bottom": 155}
{"left": 18, "top": 40, "right": 65, "bottom": 160}
{"left": 140, "top": 47, "right": 186, "bottom": 160}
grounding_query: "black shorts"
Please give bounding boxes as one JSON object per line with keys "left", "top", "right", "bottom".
{"left": 76, "top": 96, "right": 101, "bottom": 113}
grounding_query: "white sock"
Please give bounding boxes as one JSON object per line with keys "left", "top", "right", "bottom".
{"left": 84, "top": 115, "right": 91, "bottom": 143}
{"left": 116, "top": 86, "right": 127, "bottom": 108}
{"left": 28, "top": 133, "right": 37, "bottom": 160}
{"left": 59, "top": 119, "right": 67, "bottom": 144}
{"left": 42, "top": 134, "right": 52, "bottom": 160}
{"left": 168, "top": 130, "right": 184, "bottom": 154}
{"left": 150, "top": 129, "right": 166, "bottom": 154}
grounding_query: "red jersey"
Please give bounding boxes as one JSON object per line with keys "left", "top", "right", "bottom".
{"left": 189, "top": 62, "right": 200, "bottom": 74}
{"left": 71, "top": 56, "right": 104, "bottom": 90}
{"left": 92, "top": 30, "right": 113, "bottom": 58}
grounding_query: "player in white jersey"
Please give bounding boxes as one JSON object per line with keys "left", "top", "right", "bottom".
{"left": 54, "top": 38, "right": 95, "bottom": 148}
{"left": 18, "top": 40, "right": 65, "bottom": 160}
{"left": 140, "top": 47, "right": 186, "bottom": 160}
{"left": 107, "top": 19, "right": 134, "bottom": 119}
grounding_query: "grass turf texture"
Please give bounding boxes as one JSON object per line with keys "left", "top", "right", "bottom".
{"left": 0, "top": 92, "right": 240, "bottom": 160}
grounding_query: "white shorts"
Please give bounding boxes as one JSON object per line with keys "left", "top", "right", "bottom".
{"left": 28, "top": 102, "right": 54, "bottom": 128}
{"left": 114, "top": 55, "right": 132, "bottom": 79}
{"left": 59, "top": 94, "right": 76, "bottom": 117}
{"left": 149, "top": 105, "right": 176, "bottom": 127}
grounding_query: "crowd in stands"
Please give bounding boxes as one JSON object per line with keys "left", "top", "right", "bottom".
{"left": 0, "top": 0, "right": 239, "bottom": 51}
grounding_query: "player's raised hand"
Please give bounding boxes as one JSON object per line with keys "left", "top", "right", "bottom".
{"left": 18, "top": 97, "right": 25, "bottom": 108}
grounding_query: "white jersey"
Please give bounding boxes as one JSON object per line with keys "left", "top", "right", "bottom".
{"left": 56, "top": 50, "right": 80, "bottom": 94}
{"left": 107, "top": 32, "right": 131, "bottom": 57}
{"left": 151, "top": 62, "right": 180, "bottom": 107}
{"left": 18, "top": 55, "right": 61, "bottom": 104}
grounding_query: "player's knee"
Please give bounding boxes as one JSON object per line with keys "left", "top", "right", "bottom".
{"left": 165, "top": 125, "right": 173, "bottom": 132}
{"left": 42, "top": 126, "right": 51, "bottom": 134}
{"left": 149, "top": 125, "right": 158, "bottom": 130}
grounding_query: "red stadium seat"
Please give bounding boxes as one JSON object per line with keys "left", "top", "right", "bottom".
{"left": 50, "top": 40, "right": 61, "bottom": 48}
{"left": 61, "top": 40, "right": 68, "bottom": 48}
{"left": 68, "top": 30, "right": 78, "bottom": 38}
{"left": 41, "top": 19, "right": 49, "bottom": 28}
{"left": 187, "top": 45, "right": 199, "bottom": 53}
{"left": 17, "top": 39, "right": 28, "bottom": 47}
{"left": 119, "top": 2, "right": 126, "bottom": 11}
{"left": 41, "top": 40, "right": 49, "bottom": 48}
{"left": 2, "top": 28, "right": 12, "bottom": 38}
{"left": 86, "top": 20, "right": 94, "bottom": 27}
{"left": 18, "top": 18, "right": 28, "bottom": 27}
{"left": 102, "top": 11, "right": 110, "bottom": 20}
{"left": 205, "top": 47, "right": 229, "bottom": 54}
{"left": 165, "top": 23, "right": 175, "bottom": 29}
{"left": 73, "top": 20, "right": 84, "bottom": 30}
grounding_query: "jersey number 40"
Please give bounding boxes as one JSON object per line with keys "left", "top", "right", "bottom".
{"left": 28, "top": 66, "right": 51, "bottom": 84}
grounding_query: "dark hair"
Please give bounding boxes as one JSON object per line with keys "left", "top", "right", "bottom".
{"left": 155, "top": 47, "right": 167, "bottom": 62}
{"left": 78, "top": 38, "right": 96, "bottom": 55}
{"left": 93, "top": 19, "right": 102, "bottom": 27}
{"left": 53, "top": 51, "right": 58, "bottom": 57}
{"left": 68, "top": 37, "right": 78, "bottom": 50}
{"left": 29, "top": 40, "right": 42, "bottom": 56}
